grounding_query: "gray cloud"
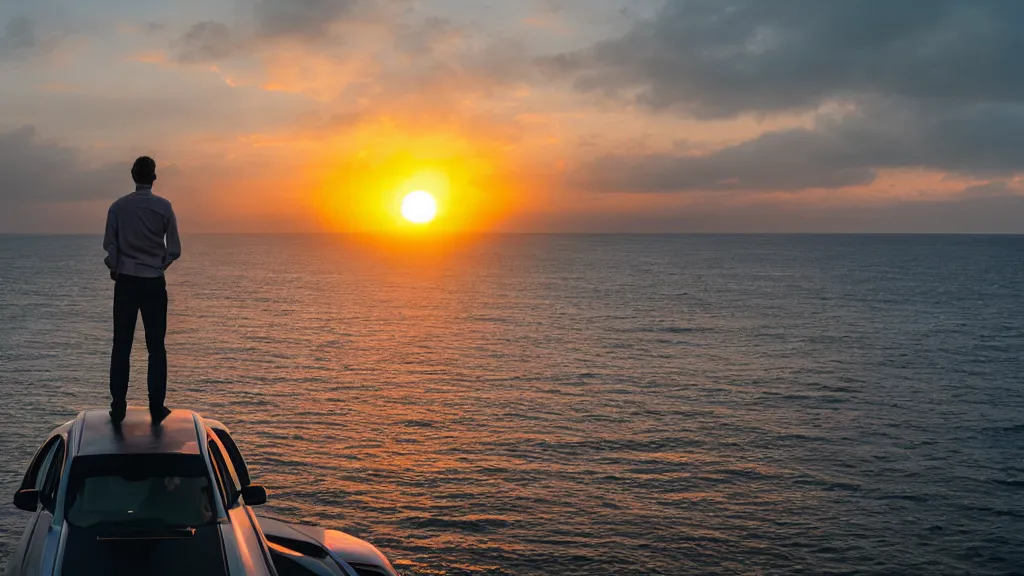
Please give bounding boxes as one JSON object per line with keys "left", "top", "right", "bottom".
{"left": 173, "top": 0, "right": 362, "bottom": 62}
{"left": 177, "top": 21, "right": 235, "bottom": 63}
{"left": 0, "top": 126, "right": 190, "bottom": 231}
{"left": 557, "top": 0, "right": 1024, "bottom": 196}
{"left": 255, "top": 0, "right": 357, "bottom": 39}
{"left": 0, "top": 126, "right": 124, "bottom": 207}
{"left": 565, "top": 0, "right": 1024, "bottom": 118}
{"left": 0, "top": 17, "right": 36, "bottom": 59}
{"left": 961, "top": 181, "right": 1017, "bottom": 198}
{"left": 575, "top": 99, "right": 1024, "bottom": 192}
{"left": 393, "top": 16, "right": 459, "bottom": 56}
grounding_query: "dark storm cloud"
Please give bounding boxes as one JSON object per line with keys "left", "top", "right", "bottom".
{"left": 177, "top": 21, "right": 235, "bottom": 63}
{"left": 566, "top": 0, "right": 1024, "bottom": 118}
{"left": 576, "top": 99, "right": 1024, "bottom": 192}
{"left": 0, "top": 16, "right": 36, "bottom": 59}
{"left": 0, "top": 126, "right": 123, "bottom": 206}
{"left": 558, "top": 0, "right": 1024, "bottom": 193}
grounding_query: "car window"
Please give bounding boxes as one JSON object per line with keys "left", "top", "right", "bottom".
{"left": 64, "top": 454, "right": 215, "bottom": 529}
{"left": 212, "top": 429, "right": 251, "bottom": 487}
{"left": 33, "top": 440, "right": 61, "bottom": 493}
{"left": 39, "top": 438, "right": 66, "bottom": 511}
{"left": 208, "top": 438, "right": 240, "bottom": 508}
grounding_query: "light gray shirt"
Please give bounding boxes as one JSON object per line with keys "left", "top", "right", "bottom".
{"left": 103, "top": 185, "right": 181, "bottom": 278}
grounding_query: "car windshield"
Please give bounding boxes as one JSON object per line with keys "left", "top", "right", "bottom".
{"left": 65, "top": 454, "right": 215, "bottom": 529}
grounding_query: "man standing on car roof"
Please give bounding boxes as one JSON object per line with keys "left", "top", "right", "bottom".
{"left": 103, "top": 156, "right": 181, "bottom": 424}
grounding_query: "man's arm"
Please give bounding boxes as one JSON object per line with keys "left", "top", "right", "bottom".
{"left": 164, "top": 205, "right": 181, "bottom": 270}
{"left": 103, "top": 205, "right": 118, "bottom": 278}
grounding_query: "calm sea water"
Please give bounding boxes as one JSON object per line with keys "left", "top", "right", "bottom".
{"left": 0, "top": 234, "right": 1022, "bottom": 575}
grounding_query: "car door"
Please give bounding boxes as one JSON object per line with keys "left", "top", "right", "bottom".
{"left": 207, "top": 433, "right": 278, "bottom": 576}
{"left": 9, "top": 436, "right": 66, "bottom": 576}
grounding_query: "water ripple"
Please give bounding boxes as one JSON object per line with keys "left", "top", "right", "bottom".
{"left": 1, "top": 234, "right": 1023, "bottom": 575}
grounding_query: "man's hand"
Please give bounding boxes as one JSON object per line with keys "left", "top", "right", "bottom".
{"left": 110, "top": 270, "right": 118, "bottom": 282}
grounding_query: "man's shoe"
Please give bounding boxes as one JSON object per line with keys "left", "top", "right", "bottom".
{"left": 109, "top": 409, "right": 126, "bottom": 424}
{"left": 150, "top": 406, "right": 172, "bottom": 424}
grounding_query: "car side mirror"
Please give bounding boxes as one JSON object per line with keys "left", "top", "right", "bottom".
{"left": 14, "top": 489, "right": 39, "bottom": 512}
{"left": 241, "top": 485, "right": 267, "bottom": 506}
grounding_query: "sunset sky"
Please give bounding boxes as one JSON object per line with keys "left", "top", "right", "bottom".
{"left": 2, "top": 0, "right": 1023, "bottom": 233}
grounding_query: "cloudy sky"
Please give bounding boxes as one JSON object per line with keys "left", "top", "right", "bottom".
{"left": 2, "top": 0, "right": 1023, "bottom": 233}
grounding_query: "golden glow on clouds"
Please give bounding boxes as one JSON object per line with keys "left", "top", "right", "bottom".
{"left": 310, "top": 120, "right": 518, "bottom": 234}
{"left": 104, "top": 15, "right": 839, "bottom": 234}
{"left": 42, "top": 6, "right": 999, "bottom": 234}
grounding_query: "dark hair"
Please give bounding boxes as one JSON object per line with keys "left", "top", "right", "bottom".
{"left": 131, "top": 156, "right": 157, "bottom": 185}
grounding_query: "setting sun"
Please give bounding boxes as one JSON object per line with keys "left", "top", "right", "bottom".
{"left": 401, "top": 191, "right": 438, "bottom": 224}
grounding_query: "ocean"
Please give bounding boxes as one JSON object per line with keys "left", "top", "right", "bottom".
{"left": 0, "top": 234, "right": 1022, "bottom": 575}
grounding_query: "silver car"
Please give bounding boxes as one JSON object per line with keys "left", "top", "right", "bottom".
{"left": 7, "top": 409, "right": 400, "bottom": 576}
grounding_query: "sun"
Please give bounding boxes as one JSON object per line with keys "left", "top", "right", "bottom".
{"left": 401, "top": 190, "right": 438, "bottom": 224}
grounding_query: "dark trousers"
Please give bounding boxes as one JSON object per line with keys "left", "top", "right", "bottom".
{"left": 110, "top": 274, "right": 168, "bottom": 413}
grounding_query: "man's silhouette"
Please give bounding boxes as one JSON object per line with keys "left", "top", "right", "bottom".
{"left": 103, "top": 157, "right": 181, "bottom": 424}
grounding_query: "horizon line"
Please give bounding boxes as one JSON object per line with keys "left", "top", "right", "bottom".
{"left": 2, "top": 231, "right": 1023, "bottom": 237}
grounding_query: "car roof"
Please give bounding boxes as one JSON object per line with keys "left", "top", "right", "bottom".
{"left": 75, "top": 408, "right": 203, "bottom": 457}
